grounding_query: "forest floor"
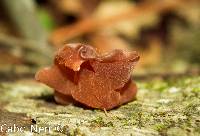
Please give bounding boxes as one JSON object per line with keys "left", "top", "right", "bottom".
{"left": 0, "top": 76, "right": 199, "bottom": 136}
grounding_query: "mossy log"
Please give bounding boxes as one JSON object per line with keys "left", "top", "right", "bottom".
{"left": 0, "top": 76, "right": 199, "bottom": 136}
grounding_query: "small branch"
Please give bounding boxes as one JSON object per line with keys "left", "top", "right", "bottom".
{"left": 50, "top": 0, "right": 197, "bottom": 45}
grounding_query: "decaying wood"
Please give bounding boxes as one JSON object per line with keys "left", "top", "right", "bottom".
{"left": 0, "top": 76, "right": 199, "bottom": 135}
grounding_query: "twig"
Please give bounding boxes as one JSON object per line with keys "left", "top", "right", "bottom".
{"left": 103, "top": 108, "right": 109, "bottom": 117}
{"left": 50, "top": 0, "right": 196, "bottom": 45}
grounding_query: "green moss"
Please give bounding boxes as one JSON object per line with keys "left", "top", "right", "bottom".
{"left": 90, "top": 116, "right": 114, "bottom": 127}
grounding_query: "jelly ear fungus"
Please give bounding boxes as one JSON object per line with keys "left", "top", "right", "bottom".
{"left": 35, "top": 43, "right": 140, "bottom": 110}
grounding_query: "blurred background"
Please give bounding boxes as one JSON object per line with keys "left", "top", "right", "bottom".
{"left": 0, "top": 0, "right": 199, "bottom": 80}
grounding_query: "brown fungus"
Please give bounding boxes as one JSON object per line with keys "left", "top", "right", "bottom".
{"left": 35, "top": 43, "right": 140, "bottom": 110}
